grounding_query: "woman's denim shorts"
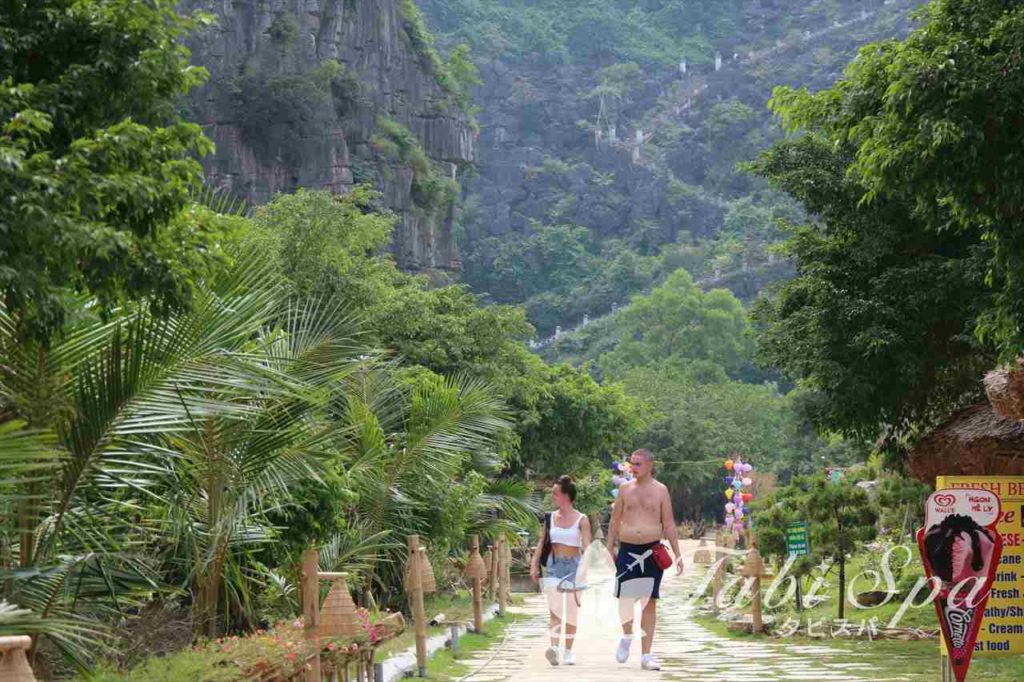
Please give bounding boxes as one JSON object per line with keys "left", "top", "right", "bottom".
{"left": 544, "top": 555, "right": 580, "bottom": 590}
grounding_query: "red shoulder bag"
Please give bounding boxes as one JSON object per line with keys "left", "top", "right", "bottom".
{"left": 651, "top": 543, "right": 674, "bottom": 570}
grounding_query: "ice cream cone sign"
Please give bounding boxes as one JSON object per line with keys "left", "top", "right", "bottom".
{"left": 916, "top": 488, "right": 1003, "bottom": 682}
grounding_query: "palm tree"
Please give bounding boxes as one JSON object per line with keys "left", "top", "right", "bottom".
{"left": 0, "top": 252, "right": 286, "bottom": 665}
{"left": 334, "top": 364, "right": 535, "bottom": 607}
{"left": 154, "top": 297, "right": 369, "bottom": 637}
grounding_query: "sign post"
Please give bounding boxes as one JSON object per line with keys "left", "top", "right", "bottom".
{"left": 917, "top": 488, "right": 1004, "bottom": 682}
{"left": 786, "top": 521, "right": 810, "bottom": 611}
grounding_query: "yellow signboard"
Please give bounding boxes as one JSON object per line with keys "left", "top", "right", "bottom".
{"left": 936, "top": 476, "right": 1024, "bottom": 656}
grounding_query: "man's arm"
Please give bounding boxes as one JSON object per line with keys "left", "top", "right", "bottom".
{"left": 660, "top": 485, "right": 684, "bottom": 574}
{"left": 606, "top": 487, "right": 624, "bottom": 563}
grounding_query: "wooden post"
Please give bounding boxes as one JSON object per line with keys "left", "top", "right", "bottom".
{"left": 407, "top": 535, "right": 428, "bottom": 677}
{"left": 711, "top": 532, "right": 724, "bottom": 613}
{"left": 469, "top": 535, "right": 484, "bottom": 633}
{"left": 0, "top": 636, "right": 35, "bottom": 681}
{"left": 503, "top": 541, "right": 513, "bottom": 604}
{"left": 496, "top": 539, "right": 507, "bottom": 617}
{"left": 485, "top": 546, "right": 497, "bottom": 601}
{"left": 742, "top": 547, "right": 764, "bottom": 633}
{"left": 301, "top": 549, "right": 322, "bottom": 682}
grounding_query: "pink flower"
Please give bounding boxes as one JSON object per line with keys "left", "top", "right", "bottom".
{"left": 292, "top": 618, "right": 303, "bottom": 628}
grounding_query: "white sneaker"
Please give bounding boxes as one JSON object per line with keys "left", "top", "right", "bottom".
{"left": 545, "top": 646, "right": 560, "bottom": 666}
{"left": 615, "top": 637, "right": 632, "bottom": 664}
{"left": 641, "top": 653, "right": 661, "bottom": 671}
{"left": 563, "top": 650, "right": 576, "bottom": 666}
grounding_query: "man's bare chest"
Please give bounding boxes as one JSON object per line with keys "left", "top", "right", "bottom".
{"left": 622, "top": 490, "right": 661, "bottom": 516}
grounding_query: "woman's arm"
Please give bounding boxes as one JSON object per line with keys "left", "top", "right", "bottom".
{"left": 580, "top": 514, "right": 593, "bottom": 551}
{"left": 530, "top": 517, "right": 546, "bottom": 582}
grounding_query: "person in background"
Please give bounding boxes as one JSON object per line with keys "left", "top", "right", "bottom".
{"left": 530, "top": 475, "right": 592, "bottom": 666}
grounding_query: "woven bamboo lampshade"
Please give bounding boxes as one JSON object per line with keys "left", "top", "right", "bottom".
{"left": 419, "top": 548, "right": 437, "bottom": 593}
{"left": 320, "top": 574, "right": 361, "bottom": 638}
{"left": 0, "top": 636, "right": 35, "bottom": 682}
{"left": 463, "top": 544, "right": 487, "bottom": 580}
{"left": 405, "top": 547, "right": 437, "bottom": 593}
{"left": 985, "top": 358, "right": 1024, "bottom": 422}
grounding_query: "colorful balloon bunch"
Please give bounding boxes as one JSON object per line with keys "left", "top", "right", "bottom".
{"left": 723, "top": 456, "right": 755, "bottom": 533}
{"left": 610, "top": 460, "right": 635, "bottom": 498}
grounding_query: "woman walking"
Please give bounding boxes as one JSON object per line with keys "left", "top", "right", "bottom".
{"left": 529, "top": 475, "right": 592, "bottom": 666}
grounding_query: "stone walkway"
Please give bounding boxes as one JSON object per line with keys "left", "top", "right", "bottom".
{"left": 453, "top": 540, "right": 914, "bottom": 682}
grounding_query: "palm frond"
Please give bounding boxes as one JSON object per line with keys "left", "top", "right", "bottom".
{"left": 191, "top": 183, "right": 251, "bottom": 218}
{"left": 0, "top": 600, "right": 103, "bottom": 669}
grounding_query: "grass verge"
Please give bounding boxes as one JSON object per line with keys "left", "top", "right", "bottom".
{"left": 420, "top": 611, "right": 520, "bottom": 680}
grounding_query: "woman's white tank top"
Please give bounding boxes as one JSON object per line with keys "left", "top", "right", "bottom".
{"left": 549, "top": 511, "right": 583, "bottom": 548}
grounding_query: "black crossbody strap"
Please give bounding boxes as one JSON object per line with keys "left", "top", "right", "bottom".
{"left": 540, "top": 512, "right": 552, "bottom": 565}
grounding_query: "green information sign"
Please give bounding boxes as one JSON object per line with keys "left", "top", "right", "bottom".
{"left": 786, "top": 520, "right": 810, "bottom": 556}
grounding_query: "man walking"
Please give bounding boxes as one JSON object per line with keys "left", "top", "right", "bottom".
{"left": 606, "top": 448, "right": 684, "bottom": 671}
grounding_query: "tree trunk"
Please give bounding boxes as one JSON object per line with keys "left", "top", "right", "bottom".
{"left": 197, "top": 554, "right": 225, "bottom": 639}
{"left": 196, "top": 431, "right": 224, "bottom": 639}
{"left": 838, "top": 555, "right": 846, "bottom": 620}
{"left": 18, "top": 346, "right": 49, "bottom": 569}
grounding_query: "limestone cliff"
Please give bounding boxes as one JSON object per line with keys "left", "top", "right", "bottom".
{"left": 183, "top": 0, "right": 476, "bottom": 271}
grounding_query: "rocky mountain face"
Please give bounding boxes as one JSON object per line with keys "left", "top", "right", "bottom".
{"left": 417, "top": 0, "right": 924, "bottom": 331}
{"left": 183, "top": 0, "right": 476, "bottom": 271}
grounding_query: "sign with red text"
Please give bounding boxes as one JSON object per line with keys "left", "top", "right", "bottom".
{"left": 937, "top": 476, "right": 1024, "bottom": 656}
{"left": 917, "top": 488, "right": 1004, "bottom": 682}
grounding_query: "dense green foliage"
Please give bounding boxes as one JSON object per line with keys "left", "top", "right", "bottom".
{"left": 749, "top": 135, "right": 995, "bottom": 453}
{"left": 421, "top": 0, "right": 749, "bottom": 66}
{"left": 234, "top": 59, "right": 357, "bottom": 168}
{"left": 769, "top": 0, "right": 1024, "bottom": 358}
{"left": 239, "top": 188, "right": 641, "bottom": 477}
{"left": 540, "top": 267, "right": 869, "bottom": 519}
{"left": 598, "top": 269, "right": 751, "bottom": 378}
{"left": 0, "top": 0, "right": 218, "bottom": 343}
{"left": 426, "top": 0, "right": 916, "bottom": 339}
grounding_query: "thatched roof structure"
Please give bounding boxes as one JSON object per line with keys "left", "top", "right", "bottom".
{"left": 908, "top": 403, "right": 1024, "bottom": 484}
{"left": 984, "top": 358, "right": 1024, "bottom": 422}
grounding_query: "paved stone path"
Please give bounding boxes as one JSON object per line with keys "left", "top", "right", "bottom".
{"left": 453, "top": 539, "right": 915, "bottom": 682}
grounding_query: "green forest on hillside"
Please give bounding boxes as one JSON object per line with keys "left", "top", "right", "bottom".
{"left": 9, "top": 0, "right": 1024, "bottom": 678}
{"left": 421, "top": 0, "right": 920, "bottom": 339}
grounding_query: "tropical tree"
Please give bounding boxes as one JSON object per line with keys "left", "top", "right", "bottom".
{"left": 334, "top": 363, "right": 533, "bottom": 608}
{"left": 768, "top": 0, "right": 1024, "bottom": 357}
{"left": 0, "top": 250, "right": 284, "bottom": 665}
{"left": 599, "top": 269, "right": 753, "bottom": 380}
{"left": 0, "top": 0, "right": 219, "bottom": 344}
{"left": 155, "top": 296, "right": 369, "bottom": 638}
{"left": 749, "top": 134, "right": 995, "bottom": 451}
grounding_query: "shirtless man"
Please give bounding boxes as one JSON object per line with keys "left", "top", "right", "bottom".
{"left": 606, "top": 448, "right": 683, "bottom": 671}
